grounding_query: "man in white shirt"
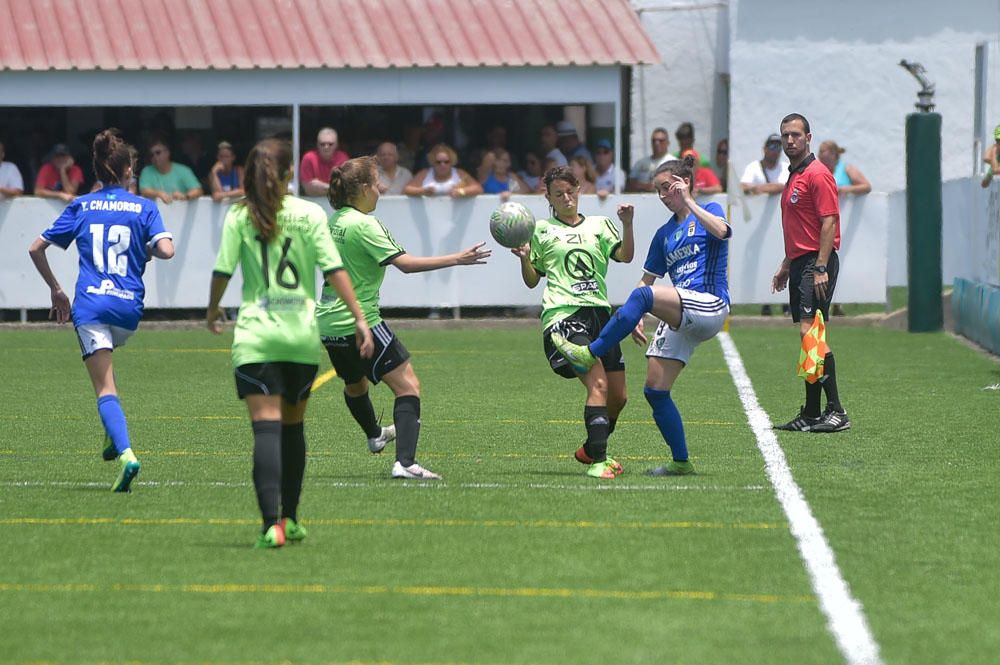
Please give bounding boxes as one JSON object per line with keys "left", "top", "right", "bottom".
{"left": 627, "top": 127, "right": 676, "bottom": 192}
{"left": 740, "top": 134, "right": 789, "bottom": 195}
{"left": 0, "top": 141, "right": 25, "bottom": 201}
{"left": 593, "top": 139, "right": 625, "bottom": 197}
{"left": 375, "top": 142, "right": 412, "bottom": 195}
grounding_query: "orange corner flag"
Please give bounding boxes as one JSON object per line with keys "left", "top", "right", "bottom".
{"left": 797, "top": 310, "right": 829, "bottom": 384}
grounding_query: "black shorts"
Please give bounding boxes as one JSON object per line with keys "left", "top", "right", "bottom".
{"left": 234, "top": 362, "right": 318, "bottom": 404}
{"left": 789, "top": 251, "right": 840, "bottom": 323}
{"left": 543, "top": 307, "right": 625, "bottom": 379}
{"left": 322, "top": 321, "right": 411, "bottom": 385}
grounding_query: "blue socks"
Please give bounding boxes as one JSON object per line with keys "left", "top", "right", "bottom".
{"left": 589, "top": 285, "right": 654, "bottom": 358}
{"left": 643, "top": 387, "right": 688, "bottom": 462}
{"left": 97, "top": 394, "right": 132, "bottom": 455}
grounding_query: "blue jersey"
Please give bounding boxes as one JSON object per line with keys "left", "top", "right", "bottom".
{"left": 643, "top": 201, "right": 730, "bottom": 304}
{"left": 41, "top": 185, "right": 171, "bottom": 330}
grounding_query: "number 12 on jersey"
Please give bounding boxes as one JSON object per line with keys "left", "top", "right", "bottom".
{"left": 90, "top": 224, "right": 131, "bottom": 276}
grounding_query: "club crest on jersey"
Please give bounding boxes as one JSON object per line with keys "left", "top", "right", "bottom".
{"left": 688, "top": 222, "right": 696, "bottom": 237}
{"left": 673, "top": 229, "right": 683, "bottom": 243}
{"left": 790, "top": 188, "right": 800, "bottom": 204}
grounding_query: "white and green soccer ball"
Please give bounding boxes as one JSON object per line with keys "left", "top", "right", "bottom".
{"left": 489, "top": 202, "right": 536, "bottom": 248}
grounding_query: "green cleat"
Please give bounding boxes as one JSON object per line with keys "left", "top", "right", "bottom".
{"left": 552, "top": 333, "right": 597, "bottom": 375}
{"left": 586, "top": 459, "right": 620, "bottom": 479}
{"left": 111, "top": 449, "right": 140, "bottom": 492}
{"left": 281, "top": 517, "right": 308, "bottom": 542}
{"left": 646, "top": 460, "right": 696, "bottom": 477}
{"left": 101, "top": 434, "right": 117, "bottom": 461}
{"left": 254, "top": 523, "right": 286, "bottom": 549}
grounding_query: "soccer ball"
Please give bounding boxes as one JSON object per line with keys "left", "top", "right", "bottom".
{"left": 489, "top": 202, "right": 536, "bottom": 248}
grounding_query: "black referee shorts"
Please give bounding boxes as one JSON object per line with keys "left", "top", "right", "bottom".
{"left": 788, "top": 251, "right": 840, "bottom": 323}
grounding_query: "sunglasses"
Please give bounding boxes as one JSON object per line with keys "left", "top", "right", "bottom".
{"left": 318, "top": 142, "right": 336, "bottom": 147}
{"left": 435, "top": 159, "right": 451, "bottom": 165}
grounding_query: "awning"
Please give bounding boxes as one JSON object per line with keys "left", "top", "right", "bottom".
{"left": 0, "top": 0, "right": 658, "bottom": 72}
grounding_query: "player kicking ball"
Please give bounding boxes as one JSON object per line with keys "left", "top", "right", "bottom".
{"left": 554, "top": 155, "right": 731, "bottom": 476}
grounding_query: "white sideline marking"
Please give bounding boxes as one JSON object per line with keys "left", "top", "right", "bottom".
{"left": 718, "top": 332, "right": 883, "bottom": 665}
{"left": 1, "top": 479, "right": 767, "bottom": 493}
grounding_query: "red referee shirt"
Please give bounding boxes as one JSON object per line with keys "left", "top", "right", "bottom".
{"left": 780, "top": 154, "right": 840, "bottom": 260}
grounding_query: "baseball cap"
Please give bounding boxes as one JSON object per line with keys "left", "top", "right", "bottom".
{"left": 595, "top": 138, "right": 613, "bottom": 151}
{"left": 556, "top": 120, "right": 577, "bottom": 137}
{"left": 994, "top": 124, "right": 1000, "bottom": 140}
{"left": 765, "top": 133, "right": 782, "bottom": 149}
{"left": 51, "top": 143, "right": 71, "bottom": 156}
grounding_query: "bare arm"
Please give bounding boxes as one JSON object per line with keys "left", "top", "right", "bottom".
{"left": 612, "top": 204, "right": 635, "bottom": 263}
{"left": 841, "top": 165, "right": 871, "bottom": 195}
{"left": 206, "top": 273, "right": 231, "bottom": 334}
{"left": 302, "top": 180, "right": 328, "bottom": 197}
{"left": 35, "top": 187, "right": 75, "bottom": 202}
{"left": 28, "top": 237, "right": 72, "bottom": 323}
{"left": 391, "top": 242, "right": 491, "bottom": 274}
{"left": 0, "top": 185, "right": 23, "bottom": 197}
{"left": 511, "top": 244, "right": 540, "bottom": 288}
{"left": 150, "top": 237, "right": 175, "bottom": 260}
{"left": 450, "top": 170, "right": 483, "bottom": 198}
{"left": 403, "top": 170, "right": 430, "bottom": 196}
{"left": 812, "top": 214, "right": 838, "bottom": 301}
{"left": 673, "top": 175, "right": 730, "bottom": 239}
{"left": 141, "top": 187, "right": 172, "bottom": 204}
{"left": 747, "top": 182, "right": 785, "bottom": 195}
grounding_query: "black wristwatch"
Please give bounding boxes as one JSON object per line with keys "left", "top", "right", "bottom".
{"left": 815, "top": 264, "right": 828, "bottom": 274}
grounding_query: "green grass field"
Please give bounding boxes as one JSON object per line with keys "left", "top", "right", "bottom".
{"left": 1, "top": 323, "right": 998, "bottom": 665}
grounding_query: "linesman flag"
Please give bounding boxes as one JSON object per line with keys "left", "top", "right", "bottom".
{"left": 797, "top": 310, "right": 829, "bottom": 384}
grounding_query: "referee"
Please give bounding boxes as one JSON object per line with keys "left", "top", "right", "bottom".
{"left": 770, "top": 113, "right": 850, "bottom": 433}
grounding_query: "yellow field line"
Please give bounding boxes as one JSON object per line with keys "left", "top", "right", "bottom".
{"left": 312, "top": 368, "right": 338, "bottom": 391}
{"left": 0, "top": 516, "right": 785, "bottom": 530}
{"left": 0, "top": 582, "right": 813, "bottom": 605}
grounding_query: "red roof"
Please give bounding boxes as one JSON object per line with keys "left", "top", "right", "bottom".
{"left": 0, "top": 0, "right": 659, "bottom": 72}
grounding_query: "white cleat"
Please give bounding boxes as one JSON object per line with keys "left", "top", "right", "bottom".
{"left": 391, "top": 461, "right": 442, "bottom": 480}
{"left": 368, "top": 424, "right": 396, "bottom": 454}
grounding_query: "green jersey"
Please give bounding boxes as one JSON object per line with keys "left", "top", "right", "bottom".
{"left": 316, "top": 206, "right": 405, "bottom": 337}
{"left": 529, "top": 214, "right": 623, "bottom": 330}
{"left": 213, "top": 195, "right": 343, "bottom": 367}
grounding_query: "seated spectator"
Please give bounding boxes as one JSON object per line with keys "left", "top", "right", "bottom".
{"left": 517, "top": 151, "right": 544, "bottom": 192}
{"left": 139, "top": 138, "right": 203, "bottom": 203}
{"left": 480, "top": 148, "right": 529, "bottom": 200}
{"left": 397, "top": 123, "right": 422, "bottom": 172}
{"left": 592, "top": 139, "right": 625, "bottom": 199}
{"left": 35, "top": 143, "right": 84, "bottom": 202}
{"left": 0, "top": 140, "right": 24, "bottom": 201}
{"left": 675, "top": 121, "right": 711, "bottom": 167}
{"left": 376, "top": 142, "right": 413, "bottom": 195}
{"left": 627, "top": 127, "right": 675, "bottom": 192}
{"left": 474, "top": 125, "right": 510, "bottom": 182}
{"left": 557, "top": 121, "right": 593, "bottom": 163}
{"left": 715, "top": 138, "right": 729, "bottom": 191}
{"left": 300, "top": 127, "right": 349, "bottom": 196}
{"left": 404, "top": 143, "right": 482, "bottom": 198}
{"left": 570, "top": 155, "right": 597, "bottom": 195}
{"left": 818, "top": 140, "right": 871, "bottom": 194}
{"left": 540, "top": 124, "right": 568, "bottom": 168}
{"left": 209, "top": 141, "right": 245, "bottom": 202}
{"left": 681, "top": 149, "right": 723, "bottom": 195}
{"left": 177, "top": 132, "right": 214, "bottom": 190}
{"left": 740, "top": 134, "right": 789, "bottom": 195}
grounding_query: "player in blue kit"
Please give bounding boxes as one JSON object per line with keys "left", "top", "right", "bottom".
{"left": 554, "top": 154, "right": 730, "bottom": 476}
{"left": 28, "top": 129, "right": 175, "bottom": 492}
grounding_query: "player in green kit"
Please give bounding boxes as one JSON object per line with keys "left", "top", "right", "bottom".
{"left": 317, "top": 157, "right": 491, "bottom": 480}
{"left": 207, "top": 139, "right": 373, "bottom": 549}
{"left": 512, "top": 165, "right": 635, "bottom": 479}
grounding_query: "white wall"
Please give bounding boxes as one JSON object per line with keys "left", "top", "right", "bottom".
{"left": 629, "top": 1, "right": 729, "bottom": 168}
{"left": 729, "top": 0, "right": 1000, "bottom": 196}
{"left": 1, "top": 193, "right": 891, "bottom": 311}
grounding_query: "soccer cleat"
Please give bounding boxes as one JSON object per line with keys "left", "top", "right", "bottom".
{"left": 111, "top": 449, "right": 140, "bottom": 492}
{"left": 812, "top": 405, "right": 851, "bottom": 433}
{"left": 551, "top": 332, "right": 597, "bottom": 374}
{"left": 281, "top": 517, "right": 308, "bottom": 542}
{"left": 646, "top": 460, "right": 696, "bottom": 476}
{"left": 586, "top": 460, "right": 619, "bottom": 479}
{"left": 101, "top": 433, "right": 117, "bottom": 461}
{"left": 367, "top": 424, "right": 396, "bottom": 454}
{"left": 254, "top": 523, "right": 286, "bottom": 549}
{"left": 773, "top": 407, "right": 823, "bottom": 432}
{"left": 575, "top": 447, "right": 623, "bottom": 475}
{"left": 391, "top": 461, "right": 442, "bottom": 480}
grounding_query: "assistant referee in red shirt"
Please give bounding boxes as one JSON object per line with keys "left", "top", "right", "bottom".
{"left": 770, "top": 113, "right": 850, "bottom": 433}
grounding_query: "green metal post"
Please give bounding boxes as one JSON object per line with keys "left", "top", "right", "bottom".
{"left": 906, "top": 112, "right": 943, "bottom": 332}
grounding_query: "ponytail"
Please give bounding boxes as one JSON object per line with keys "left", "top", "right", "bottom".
{"left": 92, "top": 128, "right": 133, "bottom": 185}
{"left": 242, "top": 139, "right": 291, "bottom": 243}
{"left": 328, "top": 156, "right": 378, "bottom": 209}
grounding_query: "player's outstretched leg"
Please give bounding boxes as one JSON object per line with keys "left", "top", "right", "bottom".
{"left": 643, "top": 387, "right": 696, "bottom": 477}
{"left": 553, "top": 285, "right": 657, "bottom": 373}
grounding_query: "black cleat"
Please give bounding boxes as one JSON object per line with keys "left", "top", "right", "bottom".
{"left": 812, "top": 405, "right": 851, "bottom": 433}
{"left": 773, "top": 407, "right": 823, "bottom": 432}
